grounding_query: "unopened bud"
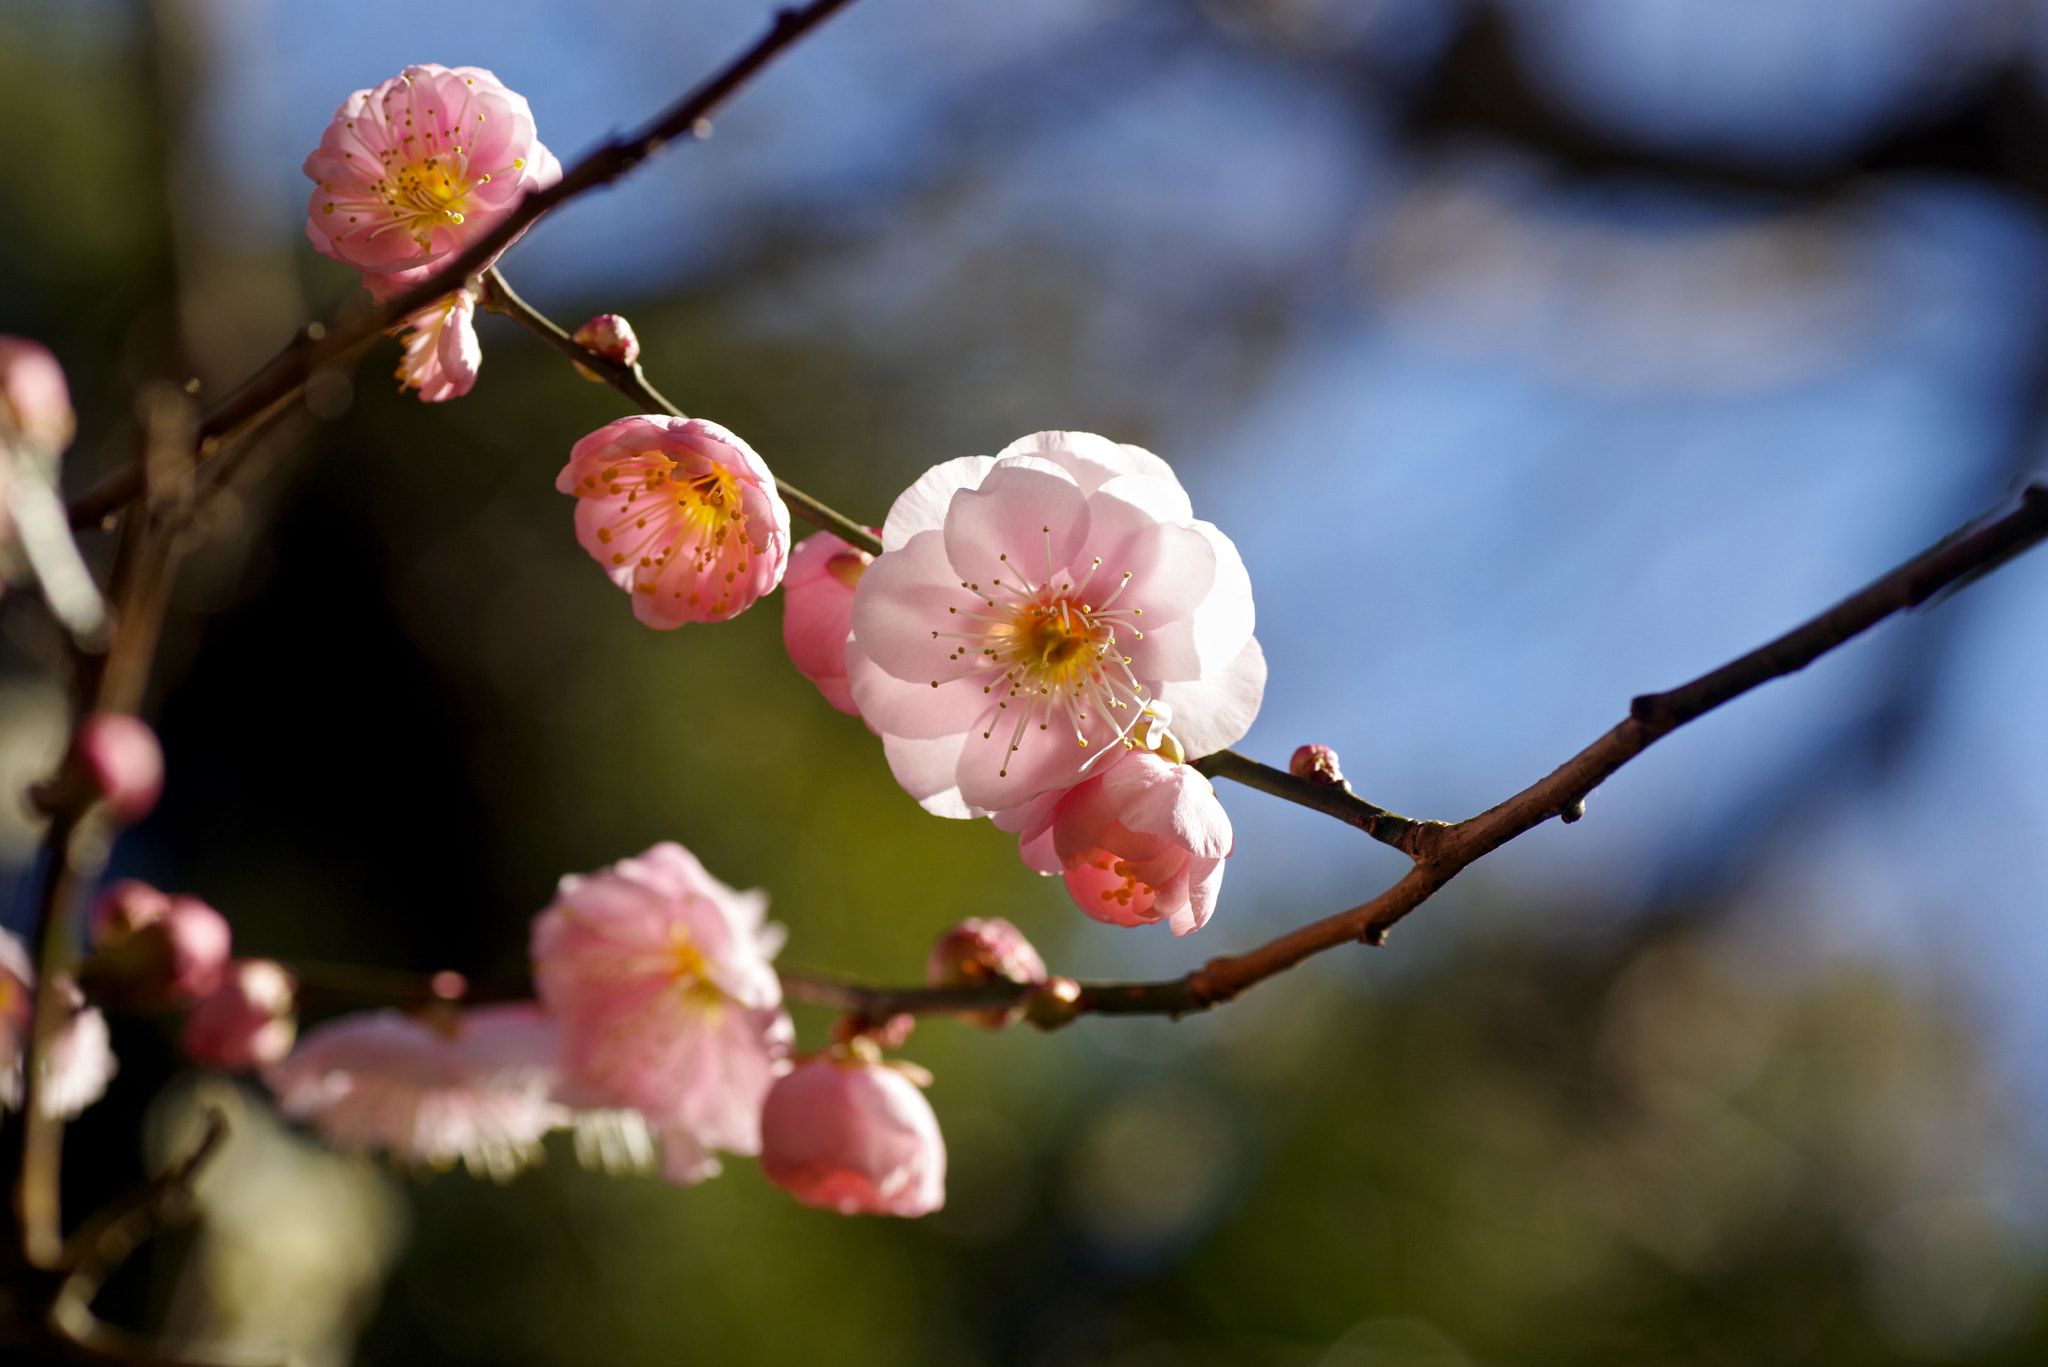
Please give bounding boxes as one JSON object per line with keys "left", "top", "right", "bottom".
{"left": 571, "top": 314, "right": 640, "bottom": 381}
{"left": 74, "top": 713, "right": 165, "bottom": 823}
{"left": 85, "top": 881, "right": 231, "bottom": 1009}
{"left": 1289, "top": 743, "right": 1345, "bottom": 787}
{"left": 0, "top": 336, "right": 75, "bottom": 453}
{"left": 928, "top": 917, "right": 1046, "bottom": 1029}
{"left": 182, "top": 959, "right": 296, "bottom": 1071}
{"left": 1022, "top": 976, "right": 1083, "bottom": 1031}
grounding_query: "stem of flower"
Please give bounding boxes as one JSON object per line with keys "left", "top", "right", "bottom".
{"left": 477, "top": 268, "right": 884, "bottom": 557}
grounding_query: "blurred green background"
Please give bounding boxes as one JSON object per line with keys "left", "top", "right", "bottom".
{"left": 5, "top": 0, "right": 2048, "bottom": 1364}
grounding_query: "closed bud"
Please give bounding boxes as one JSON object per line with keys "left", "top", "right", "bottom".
{"left": 75, "top": 713, "right": 164, "bottom": 823}
{"left": 571, "top": 313, "right": 640, "bottom": 380}
{"left": 927, "top": 917, "right": 1046, "bottom": 1029}
{"left": 760, "top": 1055, "right": 945, "bottom": 1217}
{"left": 85, "top": 881, "right": 231, "bottom": 1009}
{"left": 1022, "top": 976, "right": 1084, "bottom": 1031}
{"left": 182, "top": 959, "right": 296, "bottom": 1071}
{"left": 1289, "top": 743, "right": 1345, "bottom": 787}
{"left": 0, "top": 337, "right": 75, "bottom": 453}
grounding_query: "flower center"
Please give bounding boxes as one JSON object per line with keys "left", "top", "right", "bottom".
{"left": 385, "top": 156, "right": 474, "bottom": 244}
{"left": 928, "top": 531, "right": 1152, "bottom": 779}
{"left": 578, "top": 453, "right": 755, "bottom": 616}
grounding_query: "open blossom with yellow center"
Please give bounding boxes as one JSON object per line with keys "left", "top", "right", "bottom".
{"left": 847, "top": 431, "right": 1266, "bottom": 819}
{"left": 532, "top": 843, "right": 792, "bottom": 1185}
{"left": 302, "top": 64, "right": 561, "bottom": 301}
{"left": 556, "top": 415, "right": 791, "bottom": 629}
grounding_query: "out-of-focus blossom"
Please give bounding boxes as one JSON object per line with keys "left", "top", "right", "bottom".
{"left": 926, "top": 916, "right": 1046, "bottom": 1028}
{"left": 531, "top": 842, "right": 791, "bottom": 1183}
{"left": 39, "top": 980, "right": 116, "bottom": 1119}
{"left": 86, "top": 879, "right": 232, "bottom": 1009}
{"left": 302, "top": 64, "right": 561, "bottom": 300}
{"left": 848, "top": 431, "right": 1264, "bottom": 818}
{"left": 0, "top": 928, "right": 118, "bottom": 1118}
{"left": 1000, "top": 749, "right": 1233, "bottom": 936}
{"left": 556, "top": 416, "right": 791, "bottom": 629}
{"left": 760, "top": 1052, "right": 945, "bottom": 1217}
{"left": 391, "top": 284, "right": 481, "bottom": 402}
{"left": 74, "top": 712, "right": 164, "bottom": 824}
{"left": 184, "top": 960, "right": 298, "bottom": 1072}
{"left": 1289, "top": 743, "right": 1345, "bottom": 786}
{"left": 264, "top": 1003, "right": 567, "bottom": 1182}
{"left": 0, "top": 337, "right": 74, "bottom": 454}
{"left": 783, "top": 529, "right": 875, "bottom": 715}
{"left": 571, "top": 313, "right": 640, "bottom": 373}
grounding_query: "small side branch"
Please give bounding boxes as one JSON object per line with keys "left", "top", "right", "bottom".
{"left": 777, "top": 485, "right": 2048, "bottom": 1022}
{"left": 478, "top": 268, "right": 883, "bottom": 556}
{"left": 1193, "top": 749, "right": 1439, "bottom": 856}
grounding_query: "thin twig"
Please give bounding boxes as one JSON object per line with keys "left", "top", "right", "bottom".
{"left": 775, "top": 485, "right": 2048, "bottom": 1021}
{"left": 53, "top": 1110, "right": 228, "bottom": 1320}
{"left": 68, "top": 0, "right": 863, "bottom": 532}
{"left": 478, "top": 267, "right": 883, "bottom": 555}
{"left": 1193, "top": 749, "right": 1437, "bottom": 854}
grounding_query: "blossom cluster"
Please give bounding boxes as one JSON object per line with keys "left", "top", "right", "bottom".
{"left": 0, "top": 60, "right": 1280, "bottom": 1239}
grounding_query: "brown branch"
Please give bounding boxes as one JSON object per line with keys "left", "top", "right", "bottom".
{"left": 171, "top": 487, "right": 2048, "bottom": 1035}
{"left": 778, "top": 485, "right": 2048, "bottom": 1022}
{"left": 68, "top": 0, "right": 862, "bottom": 532}
{"left": 477, "top": 268, "right": 883, "bottom": 556}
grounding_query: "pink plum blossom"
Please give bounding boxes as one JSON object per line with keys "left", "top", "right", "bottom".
{"left": 183, "top": 959, "right": 297, "bottom": 1072}
{"left": 303, "top": 64, "right": 561, "bottom": 300}
{"left": 847, "top": 431, "right": 1264, "bottom": 819}
{"left": 265, "top": 1003, "right": 568, "bottom": 1182}
{"left": 74, "top": 713, "right": 164, "bottom": 824}
{"left": 86, "top": 880, "right": 232, "bottom": 1009}
{"left": 760, "top": 1053, "right": 945, "bottom": 1217}
{"left": 531, "top": 842, "right": 792, "bottom": 1184}
{"left": 782, "top": 529, "right": 876, "bottom": 715}
{"left": 0, "top": 336, "right": 74, "bottom": 454}
{"left": 0, "top": 928, "right": 117, "bottom": 1119}
{"left": 999, "top": 748, "right": 1233, "bottom": 936}
{"left": 391, "top": 283, "right": 482, "bottom": 402}
{"left": 556, "top": 416, "right": 791, "bottom": 629}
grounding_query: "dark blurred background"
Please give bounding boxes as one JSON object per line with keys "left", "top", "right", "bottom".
{"left": 4, "top": 0, "right": 2048, "bottom": 1362}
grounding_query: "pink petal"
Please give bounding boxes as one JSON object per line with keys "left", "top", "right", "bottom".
{"left": 882, "top": 456, "right": 995, "bottom": 551}
{"left": 941, "top": 463, "right": 1089, "bottom": 587}
{"left": 1101, "top": 753, "right": 1233, "bottom": 860}
{"left": 879, "top": 732, "right": 980, "bottom": 819}
{"left": 1154, "top": 635, "right": 1267, "bottom": 758}
{"left": 849, "top": 529, "right": 991, "bottom": 690}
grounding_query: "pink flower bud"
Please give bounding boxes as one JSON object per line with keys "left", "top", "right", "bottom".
{"left": 0, "top": 336, "right": 75, "bottom": 453}
{"left": 927, "top": 917, "right": 1046, "bottom": 1029}
{"left": 571, "top": 314, "right": 641, "bottom": 372}
{"left": 760, "top": 1056, "right": 945, "bottom": 1217}
{"left": 89, "top": 878, "right": 172, "bottom": 946}
{"left": 782, "top": 530, "right": 877, "bottom": 716}
{"left": 86, "top": 881, "right": 232, "bottom": 1009}
{"left": 74, "top": 713, "right": 164, "bottom": 824}
{"left": 1289, "top": 743, "right": 1345, "bottom": 786}
{"left": 183, "top": 959, "right": 297, "bottom": 1072}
